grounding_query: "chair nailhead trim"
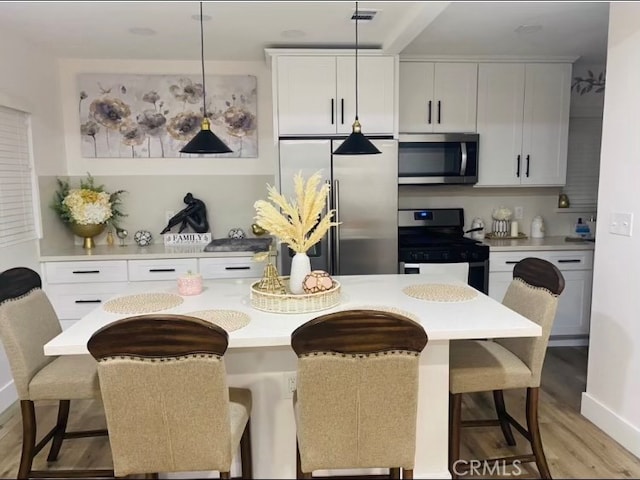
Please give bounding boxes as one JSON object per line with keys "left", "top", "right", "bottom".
{"left": 300, "top": 350, "right": 419, "bottom": 359}
{"left": 514, "top": 277, "right": 559, "bottom": 297}
{"left": 99, "top": 353, "right": 221, "bottom": 363}
{"left": 0, "top": 287, "right": 42, "bottom": 307}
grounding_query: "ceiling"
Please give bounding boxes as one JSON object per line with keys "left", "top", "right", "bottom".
{"left": 0, "top": 1, "right": 610, "bottom": 64}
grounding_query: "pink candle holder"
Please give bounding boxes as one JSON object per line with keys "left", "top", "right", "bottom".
{"left": 178, "top": 273, "right": 203, "bottom": 296}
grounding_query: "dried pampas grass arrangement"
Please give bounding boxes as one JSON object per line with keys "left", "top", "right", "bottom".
{"left": 254, "top": 171, "right": 339, "bottom": 254}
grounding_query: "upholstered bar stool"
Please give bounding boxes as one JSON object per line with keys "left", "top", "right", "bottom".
{"left": 291, "top": 309, "right": 428, "bottom": 479}
{"left": 0, "top": 267, "right": 111, "bottom": 479}
{"left": 449, "top": 257, "right": 565, "bottom": 479}
{"left": 87, "top": 314, "right": 253, "bottom": 479}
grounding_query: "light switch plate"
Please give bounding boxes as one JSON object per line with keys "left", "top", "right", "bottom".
{"left": 609, "top": 211, "right": 633, "bottom": 237}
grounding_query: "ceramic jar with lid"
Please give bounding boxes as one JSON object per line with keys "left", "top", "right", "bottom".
{"left": 531, "top": 216, "right": 545, "bottom": 238}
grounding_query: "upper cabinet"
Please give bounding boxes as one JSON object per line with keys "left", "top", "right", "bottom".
{"left": 476, "top": 63, "right": 571, "bottom": 187}
{"left": 399, "top": 62, "right": 478, "bottom": 133}
{"left": 276, "top": 55, "right": 395, "bottom": 136}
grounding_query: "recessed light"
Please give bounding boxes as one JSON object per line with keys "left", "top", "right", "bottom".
{"left": 281, "top": 29, "right": 306, "bottom": 39}
{"left": 191, "top": 14, "right": 212, "bottom": 21}
{"left": 128, "top": 27, "right": 157, "bottom": 36}
{"left": 515, "top": 24, "right": 543, "bottom": 34}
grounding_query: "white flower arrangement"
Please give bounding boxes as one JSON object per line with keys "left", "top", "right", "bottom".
{"left": 492, "top": 206, "right": 513, "bottom": 221}
{"left": 62, "top": 189, "right": 112, "bottom": 225}
{"left": 253, "top": 171, "right": 340, "bottom": 254}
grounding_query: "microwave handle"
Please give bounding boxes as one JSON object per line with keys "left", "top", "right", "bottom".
{"left": 459, "top": 142, "right": 468, "bottom": 176}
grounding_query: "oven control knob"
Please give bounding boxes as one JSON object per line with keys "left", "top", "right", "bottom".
{"left": 471, "top": 252, "right": 479, "bottom": 260}
{"left": 460, "top": 251, "right": 468, "bottom": 260}
{"left": 442, "top": 252, "right": 449, "bottom": 261}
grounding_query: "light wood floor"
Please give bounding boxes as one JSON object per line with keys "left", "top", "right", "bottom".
{"left": 0, "top": 347, "right": 638, "bottom": 478}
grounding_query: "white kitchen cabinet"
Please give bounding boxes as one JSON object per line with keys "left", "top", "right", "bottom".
{"left": 488, "top": 250, "right": 593, "bottom": 343}
{"left": 128, "top": 258, "right": 198, "bottom": 282}
{"left": 477, "top": 63, "right": 571, "bottom": 187}
{"left": 276, "top": 55, "right": 395, "bottom": 135}
{"left": 399, "top": 62, "right": 478, "bottom": 133}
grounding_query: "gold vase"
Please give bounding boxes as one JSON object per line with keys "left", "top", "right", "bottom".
{"left": 69, "top": 223, "right": 106, "bottom": 249}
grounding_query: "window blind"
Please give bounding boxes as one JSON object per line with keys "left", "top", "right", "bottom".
{"left": 0, "top": 105, "right": 38, "bottom": 247}
{"left": 563, "top": 116, "right": 602, "bottom": 209}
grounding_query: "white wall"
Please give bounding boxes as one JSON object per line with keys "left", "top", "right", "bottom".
{"left": 582, "top": 2, "right": 640, "bottom": 458}
{"left": 0, "top": 24, "right": 66, "bottom": 413}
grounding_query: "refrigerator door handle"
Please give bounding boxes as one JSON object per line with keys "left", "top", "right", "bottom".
{"left": 325, "top": 180, "right": 333, "bottom": 275}
{"left": 333, "top": 179, "right": 340, "bottom": 275}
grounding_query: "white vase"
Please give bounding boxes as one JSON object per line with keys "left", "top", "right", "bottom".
{"left": 289, "top": 252, "right": 311, "bottom": 295}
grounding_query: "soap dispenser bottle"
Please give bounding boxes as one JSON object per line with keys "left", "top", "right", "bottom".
{"left": 575, "top": 218, "right": 591, "bottom": 238}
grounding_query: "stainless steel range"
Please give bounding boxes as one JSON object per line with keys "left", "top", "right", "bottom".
{"left": 398, "top": 208, "right": 490, "bottom": 294}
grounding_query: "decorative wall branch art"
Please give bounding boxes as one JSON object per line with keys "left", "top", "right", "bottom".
{"left": 571, "top": 70, "right": 605, "bottom": 95}
{"left": 78, "top": 73, "right": 257, "bottom": 158}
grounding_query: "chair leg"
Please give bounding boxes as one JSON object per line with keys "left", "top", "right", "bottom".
{"left": 220, "top": 472, "right": 230, "bottom": 479}
{"left": 493, "top": 390, "right": 516, "bottom": 446}
{"left": 47, "top": 399, "right": 70, "bottom": 462}
{"left": 403, "top": 469, "right": 413, "bottom": 479}
{"left": 296, "top": 440, "right": 312, "bottom": 478}
{"left": 18, "top": 400, "right": 37, "bottom": 480}
{"left": 449, "top": 393, "right": 462, "bottom": 480}
{"left": 240, "top": 418, "right": 253, "bottom": 479}
{"left": 526, "top": 387, "right": 552, "bottom": 479}
{"left": 389, "top": 467, "right": 400, "bottom": 479}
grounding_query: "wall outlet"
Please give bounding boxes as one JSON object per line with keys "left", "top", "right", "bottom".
{"left": 514, "top": 206, "right": 524, "bottom": 220}
{"left": 282, "top": 372, "right": 297, "bottom": 399}
{"left": 609, "top": 211, "right": 633, "bottom": 237}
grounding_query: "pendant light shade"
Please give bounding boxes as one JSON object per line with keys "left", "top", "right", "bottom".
{"left": 333, "top": 1, "right": 381, "bottom": 156}
{"left": 180, "top": 2, "right": 232, "bottom": 155}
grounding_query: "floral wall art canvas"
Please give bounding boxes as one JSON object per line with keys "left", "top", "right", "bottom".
{"left": 77, "top": 73, "right": 257, "bottom": 158}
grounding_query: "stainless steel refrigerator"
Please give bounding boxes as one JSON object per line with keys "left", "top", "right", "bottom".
{"left": 278, "top": 138, "right": 398, "bottom": 276}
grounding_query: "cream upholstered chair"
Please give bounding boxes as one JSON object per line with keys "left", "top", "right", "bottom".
{"left": 87, "top": 314, "right": 253, "bottom": 479}
{"left": 291, "top": 309, "right": 428, "bottom": 479}
{"left": 449, "top": 257, "right": 565, "bottom": 479}
{"left": 0, "top": 267, "right": 110, "bottom": 479}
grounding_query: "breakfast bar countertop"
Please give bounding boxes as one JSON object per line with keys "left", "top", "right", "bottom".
{"left": 482, "top": 235, "right": 596, "bottom": 252}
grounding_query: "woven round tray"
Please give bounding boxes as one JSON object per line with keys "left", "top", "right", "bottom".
{"left": 403, "top": 284, "right": 478, "bottom": 302}
{"left": 250, "top": 277, "right": 341, "bottom": 314}
{"left": 185, "top": 310, "right": 250, "bottom": 332}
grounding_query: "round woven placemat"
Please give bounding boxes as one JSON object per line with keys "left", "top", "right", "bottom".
{"left": 103, "top": 293, "right": 184, "bottom": 314}
{"left": 186, "top": 310, "right": 251, "bottom": 332}
{"left": 403, "top": 284, "right": 478, "bottom": 302}
{"left": 339, "top": 305, "right": 420, "bottom": 322}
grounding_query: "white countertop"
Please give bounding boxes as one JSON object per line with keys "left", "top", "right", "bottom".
{"left": 44, "top": 273, "right": 541, "bottom": 356}
{"left": 39, "top": 243, "right": 260, "bottom": 261}
{"left": 482, "top": 235, "right": 596, "bottom": 252}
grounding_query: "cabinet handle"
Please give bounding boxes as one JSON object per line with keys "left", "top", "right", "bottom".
{"left": 428, "top": 100, "right": 432, "bottom": 124}
{"left": 437, "top": 100, "right": 441, "bottom": 124}
{"left": 331, "top": 99, "right": 334, "bottom": 125}
{"left": 558, "top": 259, "right": 581, "bottom": 263}
{"left": 225, "top": 266, "right": 250, "bottom": 270}
{"left": 505, "top": 261, "right": 519, "bottom": 264}
{"left": 516, "top": 154, "right": 521, "bottom": 177}
{"left": 149, "top": 268, "right": 176, "bottom": 272}
{"left": 74, "top": 299, "right": 101, "bottom": 304}
{"left": 526, "top": 155, "right": 530, "bottom": 177}
{"left": 72, "top": 270, "right": 100, "bottom": 274}
{"left": 341, "top": 98, "right": 344, "bottom": 124}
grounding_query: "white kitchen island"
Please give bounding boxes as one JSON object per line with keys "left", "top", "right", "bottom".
{"left": 44, "top": 274, "right": 540, "bottom": 479}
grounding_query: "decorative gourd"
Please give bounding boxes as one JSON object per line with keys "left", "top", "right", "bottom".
{"left": 302, "top": 270, "right": 333, "bottom": 294}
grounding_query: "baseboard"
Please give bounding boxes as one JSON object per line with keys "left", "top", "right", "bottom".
{"left": 581, "top": 392, "right": 640, "bottom": 458}
{"left": 0, "top": 379, "right": 17, "bottom": 418}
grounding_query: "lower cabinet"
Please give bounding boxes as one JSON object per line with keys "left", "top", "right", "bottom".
{"left": 488, "top": 250, "right": 593, "bottom": 342}
{"left": 42, "top": 255, "right": 264, "bottom": 328}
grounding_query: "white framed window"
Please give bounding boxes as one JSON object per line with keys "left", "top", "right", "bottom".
{"left": 0, "top": 104, "right": 40, "bottom": 247}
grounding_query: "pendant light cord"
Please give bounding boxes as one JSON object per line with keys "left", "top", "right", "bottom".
{"left": 199, "top": 1, "right": 208, "bottom": 119}
{"left": 355, "top": 1, "right": 359, "bottom": 121}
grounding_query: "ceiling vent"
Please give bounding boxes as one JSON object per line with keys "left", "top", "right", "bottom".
{"left": 351, "top": 10, "right": 378, "bottom": 22}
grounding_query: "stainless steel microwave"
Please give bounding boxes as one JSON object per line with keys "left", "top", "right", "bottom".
{"left": 398, "top": 133, "right": 479, "bottom": 185}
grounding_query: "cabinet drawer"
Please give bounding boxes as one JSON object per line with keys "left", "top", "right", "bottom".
{"left": 199, "top": 257, "right": 264, "bottom": 279}
{"left": 46, "top": 282, "right": 128, "bottom": 320}
{"left": 128, "top": 259, "right": 197, "bottom": 282}
{"left": 490, "top": 250, "right": 593, "bottom": 272}
{"left": 45, "top": 261, "right": 127, "bottom": 284}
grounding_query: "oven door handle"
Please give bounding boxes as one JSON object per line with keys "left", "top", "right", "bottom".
{"left": 459, "top": 142, "right": 468, "bottom": 176}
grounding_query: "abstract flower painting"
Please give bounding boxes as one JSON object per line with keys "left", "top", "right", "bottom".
{"left": 78, "top": 73, "right": 257, "bottom": 158}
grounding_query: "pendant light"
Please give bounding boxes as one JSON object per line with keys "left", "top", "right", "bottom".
{"left": 180, "top": 2, "right": 232, "bottom": 155}
{"left": 333, "top": 1, "right": 381, "bottom": 156}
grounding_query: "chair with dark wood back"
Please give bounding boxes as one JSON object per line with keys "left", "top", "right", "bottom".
{"left": 0, "top": 267, "right": 111, "bottom": 479}
{"left": 291, "top": 309, "right": 428, "bottom": 479}
{"left": 449, "top": 257, "right": 565, "bottom": 479}
{"left": 87, "top": 314, "right": 252, "bottom": 479}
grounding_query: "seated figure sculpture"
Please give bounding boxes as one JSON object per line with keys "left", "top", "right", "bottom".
{"left": 160, "top": 193, "right": 209, "bottom": 234}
